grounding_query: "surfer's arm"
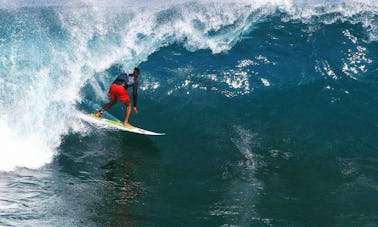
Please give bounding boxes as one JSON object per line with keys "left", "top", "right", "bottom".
{"left": 132, "top": 81, "right": 138, "bottom": 111}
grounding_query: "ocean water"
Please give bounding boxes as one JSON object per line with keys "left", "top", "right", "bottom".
{"left": 0, "top": 0, "right": 378, "bottom": 226}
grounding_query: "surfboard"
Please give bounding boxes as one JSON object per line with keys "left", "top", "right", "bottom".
{"left": 87, "top": 113, "right": 165, "bottom": 136}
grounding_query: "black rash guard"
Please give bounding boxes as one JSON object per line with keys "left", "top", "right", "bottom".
{"left": 112, "top": 73, "right": 139, "bottom": 107}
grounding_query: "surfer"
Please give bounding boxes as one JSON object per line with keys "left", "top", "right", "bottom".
{"left": 95, "top": 67, "right": 140, "bottom": 126}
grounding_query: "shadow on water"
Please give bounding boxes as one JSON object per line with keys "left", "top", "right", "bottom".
{"left": 53, "top": 129, "right": 162, "bottom": 225}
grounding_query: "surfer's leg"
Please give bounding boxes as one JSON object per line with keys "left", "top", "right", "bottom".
{"left": 123, "top": 101, "right": 132, "bottom": 126}
{"left": 96, "top": 84, "right": 120, "bottom": 117}
{"left": 96, "top": 100, "right": 116, "bottom": 117}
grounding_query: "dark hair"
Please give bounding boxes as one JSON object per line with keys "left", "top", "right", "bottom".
{"left": 134, "top": 67, "right": 140, "bottom": 74}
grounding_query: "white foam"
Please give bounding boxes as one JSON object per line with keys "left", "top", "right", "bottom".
{"left": 237, "top": 59, "right": 255, "bottom": 68}
{"left": 260, "top": 78, "right": 271, "bottom": 87}
{"left": 232, "top": 126, "right": 261, "bottom": 170}
{"left": 0, "top": 123, "right": 52, "bottom": 172}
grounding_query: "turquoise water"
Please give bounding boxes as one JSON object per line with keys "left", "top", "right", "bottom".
{"left": 0, "top": 1, "right": 378, "bottom": 226}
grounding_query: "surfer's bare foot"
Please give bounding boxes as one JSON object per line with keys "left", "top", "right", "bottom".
{"left": 123, "top": 122, "right": 132, "bottom": 127}
{"left": 95, "top": 110, "right": 103, "bottom": 118}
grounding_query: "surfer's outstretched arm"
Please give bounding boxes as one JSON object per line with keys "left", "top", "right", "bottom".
{"left": 132, "top": 81, "right": 138, "bottom": 114}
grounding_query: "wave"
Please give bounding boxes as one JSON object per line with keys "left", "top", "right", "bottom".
{"left": 0, "top": 0, "right": 377, "bottom": 171}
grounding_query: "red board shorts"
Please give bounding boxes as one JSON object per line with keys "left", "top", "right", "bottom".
{"left": 108, "top": 84, "right": 130, "bottom": 104}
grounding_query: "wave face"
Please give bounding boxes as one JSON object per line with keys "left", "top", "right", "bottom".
{"left": 0, "top": 0, "right": 377, "bottom": 172}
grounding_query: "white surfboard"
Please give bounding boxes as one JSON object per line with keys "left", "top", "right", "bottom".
{"left": 87, "top": 113, "right": 165, "bottom": 136}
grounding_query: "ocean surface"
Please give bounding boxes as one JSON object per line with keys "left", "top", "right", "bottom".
{"left": 0, "top": 0, "right": 378, "bottom": 226}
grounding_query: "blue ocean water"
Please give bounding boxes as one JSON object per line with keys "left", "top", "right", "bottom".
{"left": 0, "top": 0, "right": 377, "bottom": 225}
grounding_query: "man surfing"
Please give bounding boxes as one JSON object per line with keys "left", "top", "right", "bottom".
{"left": 95, "top": 67, "right": 140, "bottom": 126}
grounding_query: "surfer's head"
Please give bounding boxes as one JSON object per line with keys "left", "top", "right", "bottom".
{"left": 133, "top": 67, "right": 140, "bottom": 77}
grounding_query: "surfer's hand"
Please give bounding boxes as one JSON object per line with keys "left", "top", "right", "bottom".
{"left": 133, "top": 107, "right": 138, "bottom": 114}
